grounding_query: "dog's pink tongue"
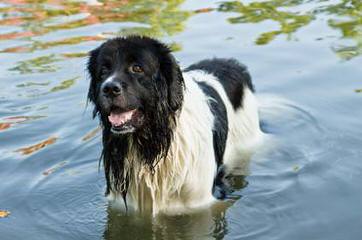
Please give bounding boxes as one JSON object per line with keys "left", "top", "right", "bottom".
{"left": 108, "top": 110, "right": 135, "bottom": 126}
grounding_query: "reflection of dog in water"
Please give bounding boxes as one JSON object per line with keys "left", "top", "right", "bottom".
{"left": 104, "top": 201, "right": 229, "bottom": 239}
{"left": 87, "top": 36, "right": 263, "bottom": 214}
{"left": 104, "top": 176, "right": 248, "bottom": 240}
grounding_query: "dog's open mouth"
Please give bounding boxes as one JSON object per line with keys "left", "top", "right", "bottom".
{"left": 108, "top": 108, "right": 143, "bottom": 134}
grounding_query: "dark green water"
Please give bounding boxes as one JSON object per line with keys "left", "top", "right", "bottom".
{"left": 0, "top": 0, "right": 361, "bottom": 239}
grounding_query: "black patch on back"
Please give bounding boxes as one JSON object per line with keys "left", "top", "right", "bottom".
{"left": 196, "top": 81, "right": 230, "bottom": 199}
{"left": 196, "top": 81, "right": 228, "bottom": 167}
{"left": 185, "top": 58, "right": 254, "bottom": 110}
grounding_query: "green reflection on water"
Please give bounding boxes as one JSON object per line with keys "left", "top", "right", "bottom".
{"left": 217, "top": 0, "right": 313, "bottom": 45}
{"left": 325, "top": 0, "right": 362, "bottom": 60}
{"left": 0, "top": 0, "right": 191, "bottom": 44}
{"left": 61, "top": 52, "right": 88, "bottom": 58}
{"left": 113, "top": 0, "right": 192, "bottom": 37}
{"left": 1, "top": 0, "right": 362, "bottom": 59}
{"left": 16, "top": 81, "right": 50, "bottom": 88}
{"left": 217, "top": 0, "right": 362, "bottom": 60}
{"left": 50, "top": 76, "right": 78, "bottom": 92}
{"left": 8, "top": 54, "right": 61, "bottom": 74}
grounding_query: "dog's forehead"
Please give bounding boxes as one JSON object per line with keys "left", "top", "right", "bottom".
{"left": 100, "top": 40, "right": 159, "bottom": 67}
{"left": 124, "top": 48, "right": 157, "bottom": 64}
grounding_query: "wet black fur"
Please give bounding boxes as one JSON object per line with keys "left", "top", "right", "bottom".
{"left": 185, "top": 58, "right": 254, "bottom": 109}
{"left": 196, "top": 82, "right": 228, "bottom": 168}
{"left": 87, "top": 36, "right": 184, "bottom": 198}
{"left": 196, "top": 82, "right": 230, "bottom": 199}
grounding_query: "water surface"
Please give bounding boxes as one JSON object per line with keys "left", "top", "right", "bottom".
{"left": 0, "top": 0, "right": 361, "bottom": 239}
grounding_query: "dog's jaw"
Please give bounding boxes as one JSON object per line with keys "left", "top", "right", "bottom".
{"left": 110, "top": 125, "right": 135, "bottom": 135}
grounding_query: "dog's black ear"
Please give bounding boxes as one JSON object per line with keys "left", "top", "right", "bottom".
{"left": 87, "top": 47, "right": 100, "bottom": 103}
{"left": 158, "top": 49, "right": 184, "bottom": 112}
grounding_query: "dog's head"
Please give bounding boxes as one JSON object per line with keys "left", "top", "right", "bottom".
{"left": 87, "top": 36, "right": 184, "bottom": 135}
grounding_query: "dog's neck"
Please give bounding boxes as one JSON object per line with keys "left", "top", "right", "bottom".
{"left": 102, "top": 111, "right": 178, "bottom": 201}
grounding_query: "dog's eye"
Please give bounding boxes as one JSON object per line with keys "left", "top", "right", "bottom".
{"left": 129, "top": 65, "right": 143, "bottom": 74}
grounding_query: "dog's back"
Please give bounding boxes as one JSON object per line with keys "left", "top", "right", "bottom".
{"left": 185, "top": 58, "right": 254, "bottom": 110}
{"left": 184, "top": 58, "right": 263, "bottom": 164}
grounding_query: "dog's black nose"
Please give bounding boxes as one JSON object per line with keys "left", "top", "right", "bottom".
{"left": 102, "top": 81, "right": 122, "bottom": 96}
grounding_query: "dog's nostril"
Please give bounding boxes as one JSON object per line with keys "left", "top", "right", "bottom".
{"left": 102, "top": 81, "right": 122, "bottom": 96}
{"left": 102, "top": 85, "right": 110, "bottom": 94}
{"left": 112, "top": 85, "right": 121, "bottom": 94}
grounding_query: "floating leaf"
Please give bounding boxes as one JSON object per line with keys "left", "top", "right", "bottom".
{"left": 355, "top": 89, "right": 362, "bottom": 93}
{"left": 0, "top": 210, "right": 10, "bottom": 218}
{"left": 16, "top": 137, "right": 57, "bottom": 155}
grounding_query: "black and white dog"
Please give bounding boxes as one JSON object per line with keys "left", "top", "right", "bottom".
{"left": 87, "top": 36, "right": 263, "bottom": 214}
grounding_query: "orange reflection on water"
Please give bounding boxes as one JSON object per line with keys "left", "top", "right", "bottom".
{"left": 0, "top": 123, "right": 12, "bottom": 131}
{"left": 15, "top": 136, "right": 57, "bottom": 155}
{"left": 0, "top": 116, "right": 45, "bottom": 132}
{"left": 0, "top": 0, "right": 134, "bottom": 41}
{"left": 82, "top": 126, "right": 101, "bottom": 141}
{"left": 0, "top": 0, "right": 191, "bottom": 49}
